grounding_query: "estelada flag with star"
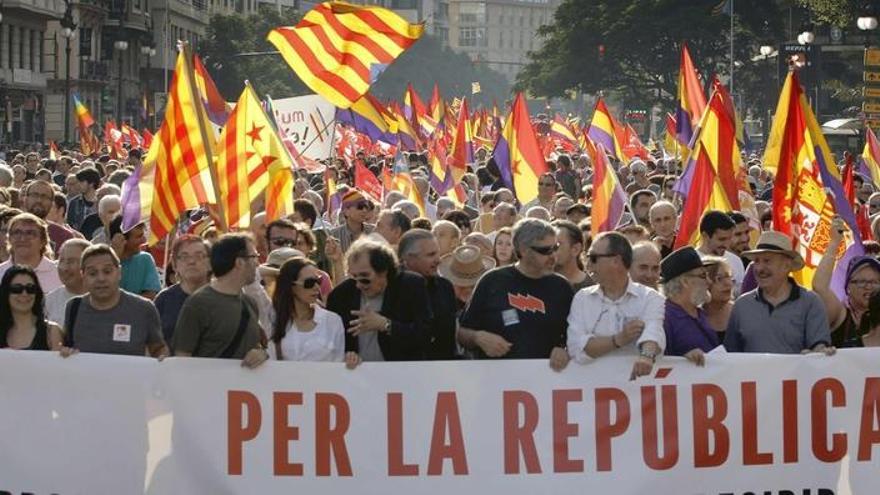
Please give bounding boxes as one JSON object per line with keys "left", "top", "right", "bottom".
{"left": 215, "top": 81, "right": 295, "bottom": 228}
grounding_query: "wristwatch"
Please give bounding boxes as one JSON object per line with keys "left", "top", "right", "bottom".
{"left": 639, "top": 347, "right": 657, "bottom": 363}
{"left": 383, "top": 317, "right": 392, "bottom": 333}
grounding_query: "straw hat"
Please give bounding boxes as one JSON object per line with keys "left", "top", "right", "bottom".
{"left": 437, "top": 245, "right": 496, "bottom": 287}
{"left": 741, "top": 231, "right": 805, "bottom": 271}
{"left": 258, "top": 247, "right": 305, "bottom": 277}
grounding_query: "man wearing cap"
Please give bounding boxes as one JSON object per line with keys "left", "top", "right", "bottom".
{"left": 567, "top": 231, "right": 666, "bottom": 380}
{"left": 724, "top": 231, "right": 834, "bottom": 355}
{"left": 661, "top": 247, "right": 719, "bottom": 363}
{"left": 328, "top": 190, "right": 375, "bottom": 255}
{"left": 458, "top": 218, "right": 573, "bottom": 370}
{"left": 399, "top": 229, "right": 458, "bottom": 360}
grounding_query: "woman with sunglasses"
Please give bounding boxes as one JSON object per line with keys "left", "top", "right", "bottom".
{"left": 271, "top": 257, "right": 358, "bottom": 367}
{"left": 0, "top": 265, "right": 61, "bottom": 350}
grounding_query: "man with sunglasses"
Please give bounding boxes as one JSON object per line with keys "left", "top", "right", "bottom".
{"left": 328, "top": 190, "right": 375, "bottom": 255}
{"left": 265, "top": 218, "right": 300, "bottom": 252}
{"left": 458, "top": 218, "right": 573, "bottom": 371}
{"left": 523, "top": 173, "right": 558, "bottom": 212}
{"left": 567, "top": 231, "right": 666, "bottom": 380}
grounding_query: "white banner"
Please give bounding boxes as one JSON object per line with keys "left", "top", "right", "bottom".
{"left": 270, "top": 95, "right": 335, "bottom": 161}
{"left": 1, "top": 350, "right": 879, "bottom": 494}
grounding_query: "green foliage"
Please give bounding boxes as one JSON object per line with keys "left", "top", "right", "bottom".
{"left": 199, "top": 7, "right": 510, "bottom": 109}
{"left": 517, "top": 0, "right": 786, "bottom": 115}
{"left": 800, "top": 0, "right": 859, "bottom": 27}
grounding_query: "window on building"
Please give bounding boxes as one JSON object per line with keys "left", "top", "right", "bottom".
{"left": 459, "top": 27, "right": 486, "bottom": 47}
{"left": 19, "top": 28, "right": 25, "bottom": 69}
{"left": 459, "top": 2, "right": 486, "bottom": 24}
{"left": 38, "top": 30, "right": 44, "bottom": 72}
{"left": 499, "top": 30, "right": 503, "bottom": 48}
{"left": 7, "top": 27, "right": 13, "bottom": 70}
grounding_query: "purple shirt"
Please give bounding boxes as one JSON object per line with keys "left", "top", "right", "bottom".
{"left": 663, "top": 300, "right": 720, "bottom": 356}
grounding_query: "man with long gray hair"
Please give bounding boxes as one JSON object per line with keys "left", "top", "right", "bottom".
{"left": 458, "top": 218, "right": 573, "bottom": 370}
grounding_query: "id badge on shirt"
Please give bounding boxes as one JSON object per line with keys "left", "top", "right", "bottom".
{"left": 501, "top": 309, "right": 520, "bottom": 327}
{"left": 113, "top": 324, "right": 132, "bottom": 343}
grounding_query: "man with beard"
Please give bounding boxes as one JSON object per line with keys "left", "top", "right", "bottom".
{"left": 660, "top": 247, "right": 718, "bottom": 363}
{"left": 23, "top": 180, "right": 75, "bottom": 253}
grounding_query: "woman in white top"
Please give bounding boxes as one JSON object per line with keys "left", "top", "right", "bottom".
{"left": 271, "top": 257, "right": 358, "bottom": 368}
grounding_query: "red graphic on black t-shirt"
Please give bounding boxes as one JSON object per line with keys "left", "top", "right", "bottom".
{"left": 508, "top": 293, "right": 546, "bottom": 314}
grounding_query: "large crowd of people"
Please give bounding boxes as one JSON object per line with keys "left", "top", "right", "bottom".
{"left": 0, "top": 143, "right": 871, "bottom": 377}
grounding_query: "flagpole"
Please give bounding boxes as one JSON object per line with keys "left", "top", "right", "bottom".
{"left": 300, "top": 117, "right": 338, "bottom": 156}
{"left": 729, "top": 0, "right": 735, "bottom": 93}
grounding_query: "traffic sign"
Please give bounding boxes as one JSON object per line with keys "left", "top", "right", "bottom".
{"left": 865, "top": 71, "right": 880, "bottom": 83}
{"left": 867, "top": 48, "right": 880, "bottom": 66}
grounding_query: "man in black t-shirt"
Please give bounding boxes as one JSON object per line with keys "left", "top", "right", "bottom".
{"left": 458, "top": 218, "right": 573, "bottom": 370}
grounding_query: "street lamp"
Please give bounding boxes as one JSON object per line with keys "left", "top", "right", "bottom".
{"left": 114, "top": 39, "right": 128, "bottom": 124}
{"left": 859, "top": 2, "right": 879, "bottom": 47}
{"left": 799, "top": 21, "right": 815, "bottom": 45}
{"left": 60, "top": 0, "right": 77, "bottom": 144}
{"left": 759, "top": 45, "right": 774, "bottom": 57}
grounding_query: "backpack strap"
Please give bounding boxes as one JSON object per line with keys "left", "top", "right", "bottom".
{"left": 63, "top": 297, "right": 83, "bottom": 348}
{"left": 219, "top": 300, "right": 250, "bottom": 359}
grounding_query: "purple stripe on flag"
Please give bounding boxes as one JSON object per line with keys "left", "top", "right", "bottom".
{"left": 608, "top": 182, "right": 627, "bottom": 230}
{"left": 492, "top": 135, "right": 514, "bottom": 192}
{"left": 587, "top": 126, "right": 614, "bottom": 153}
{"left": 673, "top": 157, "right": 696, "bottom": 198}
{"left": 674, "top": 106, "right": 694, "bottom": 146}
{"left": 831, "top": 243, "right": 864, "bottom": 302}
{"left": 120, "top": 162, "right": 144, "bottom": 232}
{"left": 857, "top": 158, "right": 872, "bottom": 183}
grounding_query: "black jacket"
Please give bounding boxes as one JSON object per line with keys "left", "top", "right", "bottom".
{"left": 327, "top": 270, "right": 433, "bottom": 361}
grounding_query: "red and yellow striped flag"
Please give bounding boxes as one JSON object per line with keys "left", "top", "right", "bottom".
{"left": 215, "top": 83, "right": 295, "bottom": 228}
{"left": 267, "top": 1, "right": 424, "bottom": 109}
{"left": 119, "top": 46, "right": 216, "bottom": 244}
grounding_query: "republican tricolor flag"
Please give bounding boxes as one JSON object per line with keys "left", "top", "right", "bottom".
{"left": 492, "top": 92, "right": 548, "bottom": 203}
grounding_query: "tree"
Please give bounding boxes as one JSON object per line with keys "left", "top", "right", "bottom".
{"left": 517, "top": 0, "right": 786, "bottom": 115}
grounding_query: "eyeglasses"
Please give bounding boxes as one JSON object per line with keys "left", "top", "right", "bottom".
{"left": 686, "top": 271, "right": 711, "bottom": 281}
{"left": 9, "top": 283, "right": 38, "bottom": 295}
{"left": 355, "top": 201, "right": 373, "bottom": 211}
{"left": 270, "top": 237, "right": 297, "bottom": 248}
{"left": 294, "top": 277, "right": 321, "bottom": 289}
{"left": 530, "top": 243, "right": 560, "bottom": 256}
{"left": 587, "top": 252, "right": 618, "bottom": 263}
{"left": 849, "top": 279, "right": 880, "bottom": 289}
{"left": 9, "top": 229, "right": 40, "bottom": 239}
{"left": 176, "top": 252, "right": 207, "bottom": 263}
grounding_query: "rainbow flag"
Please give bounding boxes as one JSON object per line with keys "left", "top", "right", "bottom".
{"left": 72, "top": 93, "right": 95, "bottom": 129}
{"left": 448, "top": 97, "right": 473, "bottom": 185}
{"left": 764, "top": 71, "right": 863, "bottom": 291}
{"left": 590, "top": 141, "right": 627, "bottom": 238}
{"left": 268, "top": 1, "right": 424, "bottom": 109}
{"left": 492, "top": 92, "right": 548, "bottom": 203}
{"left": 861, "top": 126, "right": 880, "bottom": 187}
{"left": 587, "top": 98, "right": 627, "bottom": 162}
{"left": 675, "top": 43, "right": 708, "bottom": 164}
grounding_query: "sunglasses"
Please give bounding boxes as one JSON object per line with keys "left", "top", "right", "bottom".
{"left": 587, "top": 252, "right": 618, "bottom": 263}
{"left": 270, "top": 238, "right": 296, "bottom": 248}
{"left": 530, "top": 243, "right": 560, "bottom": 256}
{"left": 294, "top": 277, "right": 321, "bottom": 289}
{"left": 9, "top": 283, "right": 38, "bottom": 295}
{"left": 352, "top": 276, "right": 372, "bottom": 286}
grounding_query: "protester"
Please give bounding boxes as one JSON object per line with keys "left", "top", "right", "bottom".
{"left": 813, "top": 217, "right": 880, "bottom": 348}
{"left": 523, "top": 172, "right": 557, "bottom": 211}
{"left": 630, "top": 189, "right": 656, "bottom": 228}
{"left": 432, "top": 220, "right": 461, "bottom": 258}
{"left": 327, "top": 238, "right": 432, "bottom": 361}
{"left": 0, "top": 265, "right": 62, "bottom": 350}
{"left": 398, "top": 229, "right": 457, "bottom": 360}
{"left": 845, "top": 291, "right": 880, "bottom": 347}
{"left": 153, "top": 235, "right": 211, "bottom": 344}
{"left": 375, "top": 208, "right": 412, "bottom": 248}
{"left": 567, "top": 231, "right": 665, "bottom": 380}
{"left": 458, "top": 218, "right": 572, "bottom": 370}
{"left": 492, "top": 226, "right": 516, "bottom": 267}
{"left": 23, "top": 180, "right": 75, "bottom": 253}
{"left": 44, "top": 238, "right": 89, "bottom": 326}
{"left": 172, "top": 234, "right": 269, "bottom": 368}
{"left": 56, "top": 245, "right": 167, "bottom": 359}
{"left": 439, "top": 244, "right": 496, "bottom": 311}
{"left": 0, "top": 213, "right": 61, "bottom": 293}
{"left": 728, "top": 211, "right": 752, "bottom": 262}
{"left": 659, "top": 247, "right": 717, "bottom": 362}
{"left": 66, "top": 167, "right": 100, "bottom": 232}
{"left": 553, "top": 219, "right": 592, "bottom": 290}
{"left": 703, "top": 256, "right": 734, "bottom": 339}
{"left": 329, "top": 190, "right": 375, "bottom": 254}
{"left": 648, "top": 200, "right": 677, "bottom": 258}
{"left": 270, "top": 257, "right": 358, "bottom": 367}
{"left": 630, "top": 241, "right": 661, "bottom": 290}
{"left": 724, "top": 231, "right": 834, "bottom": 355}
{"left": 91, "top": 194, "right": 121, "bottom": 244}
{"left": 108, "top": 216, "right": 161, "bottom": 299}
{"left": 696, "top": 210, "right": 745, "bottom": 295}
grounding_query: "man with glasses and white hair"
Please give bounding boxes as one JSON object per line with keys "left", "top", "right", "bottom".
{"left": 458, "top": 218, "right": 573, "bottom": 370}
{"left": 660, "top": 247, "right": 719, "bottom": 365}
{"left": 567, "top": 231, "right": 665, "bottom": 380}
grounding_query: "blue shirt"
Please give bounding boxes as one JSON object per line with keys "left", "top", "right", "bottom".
{"left": 663, "top": 300, "right": 719, "bottom": 356}
{"left": 120, "top": 252, "right": 162, "bottom": 295}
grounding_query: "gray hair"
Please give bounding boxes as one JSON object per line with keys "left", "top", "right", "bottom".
{"left": 525, "top": 206, "right": 551, "bottom": 221}
{"left": 98, "top": 194, "right": 121, "bottom": 216}
{"left": 512, "top": 218, "right": 556, "bottom": 255}
{"left": 432, "top": 219, "right": 461, "bottom": 237}
{"left": 393, "top": 200, "right": 421, "bottom": 220}
{"left": 493, "top": 202, "right": 517, "bottom": 217}
{"left": 662, "top": 275, "right": 686, "bottom": 298}
{"left": 384, "top": 191, "right": 406, "bottom": 209}
{"left": 649, "top": 200, "right": 676, "bottom": 219}
{"left": 0, "top": 165, "right": 13, "bottom": 187}
{"left": 302, "top": 190, "right": 324, "bottom": 213}
{"left": 397, "top": 228, "right": 434, "bottom": 259}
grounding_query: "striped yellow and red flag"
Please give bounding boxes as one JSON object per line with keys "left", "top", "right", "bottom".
{"left": 215, "top": 83, "right": 295, "bottom": 227}
{"left": 119, "top": 45, "right": 216, "bottom": 244}
{"left": 268, "top": 1, "right": 424, "bottom": 109}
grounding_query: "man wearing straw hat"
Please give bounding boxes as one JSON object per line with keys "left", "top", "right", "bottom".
{"left": 439, "top": 244, "right": 496, "bottom": 310}
{"left": 724, "top": 231, "right": 834, "bottom": 355}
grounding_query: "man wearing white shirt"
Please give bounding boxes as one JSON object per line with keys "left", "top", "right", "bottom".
{"left": 45, "top": 238, "right": 90, "bottom": 325}
{"left": 567, "top": 231, "right": 666, "bottom": 380}
{"left": 0, "top": 213, "right": 62, "bottom": 293}
{"left": 696, "top": 210, "right": 745, "bottom": 296}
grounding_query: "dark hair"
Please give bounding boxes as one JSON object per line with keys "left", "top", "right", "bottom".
{"left": 596, "top": 231, "right": 633, "bottom": 269}
{"left": 411, "top": 217, "right": 432, "bottom": 230}
{"left": 480, "top": 191, "right": 497, "bottom": 206}
{"left": 0, "top": 265, "right": 47, "bottom": 349}
{"left": 211, "top": 233, "right": 251, "bottom": 277}
{"left": 292, "top": 199, "right": 318, "bottom": 227}
{"left": 385, "top": 209, "right": 412, "bottom": 234}
{"left": 75, "top": 168, "right": 101, "bottom": 190}
{"left": 266, "top": 218, "right": 298, "bottom": 242}
{"left": 630, "top": 189, "right": 656, "bottom": 209}
{"left": 553, "top": 220, "right": 584, "bottom": 270}
{"left": 53, "top": 192, "right": 67, "bottom": 215}
{"left": 442, "top": 210, "right": 472, "bottom": 233}
{"left": 346, "top": 239, "right": 398, "bottom": 281}
{"left": 699, "top": 210, "right": 736, "bottom": 237}
{"left": 80, "top": 244, "right": 120, "bottom": 270}
{"left": 171, "top": 233, "right": 210, "bottom": 259}
{"left": 557, "top": 155, "right": 572, "bottom": 169}
{"left": 271, "top": 257, "right": 316, "bottom": 345}
{"left": 727, "top": 211, "right": 747, "bottom": 225}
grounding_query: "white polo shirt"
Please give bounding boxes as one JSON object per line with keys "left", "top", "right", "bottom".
{"left": 0, "top": 256, "right": 62, "bottom": 294}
